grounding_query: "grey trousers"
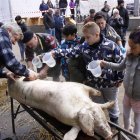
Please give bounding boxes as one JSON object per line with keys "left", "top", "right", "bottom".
{"left": 92, "top": 86, "right": 120, "bottom": 119}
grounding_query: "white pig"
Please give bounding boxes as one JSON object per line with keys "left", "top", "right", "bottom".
{"left": 8, "top": 77, "right": 114, "bottom": 140}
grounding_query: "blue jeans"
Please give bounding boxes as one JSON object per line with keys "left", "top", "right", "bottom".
{"left": 46, "top": 28, "right": 55, "bottom": 37}
{"left": 101, "top": 87, "right": 120, "bottom": 118}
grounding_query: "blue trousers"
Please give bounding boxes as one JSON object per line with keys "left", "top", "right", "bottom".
{"left": 46, "top": 28, "right": 55, "bottom": 37}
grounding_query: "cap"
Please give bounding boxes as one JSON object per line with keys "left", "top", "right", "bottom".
{"left": 22, "top": 31, "right": 34, "bottom": 43}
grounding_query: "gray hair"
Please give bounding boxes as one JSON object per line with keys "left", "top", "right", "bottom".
{"left": 2, "top": 22, "right": 22, "bottom": 35}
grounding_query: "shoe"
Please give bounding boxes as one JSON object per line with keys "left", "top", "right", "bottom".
{"left": 110, "top": 117, "right": 119, "bottom": 125}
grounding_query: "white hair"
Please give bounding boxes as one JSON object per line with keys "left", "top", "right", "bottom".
{"left": 113, "top": 9, "right": 119, "bottom": 15}
{"left": 2, "top": 22, "right": 22, "bottom": 35}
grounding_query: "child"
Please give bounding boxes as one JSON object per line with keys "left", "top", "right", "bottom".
{"left": 52, "top": 22, "right": 124, "bottom": 124}
{"left": 60, "top": 24, "right": 85, "bottom": 82}
{"left": 100, "top": 27, "right": 140, "bottom": 136}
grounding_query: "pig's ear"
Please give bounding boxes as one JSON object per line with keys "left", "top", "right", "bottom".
{"left": 78, "top": 108, "right": 94, "bottom": 136}
{"left": 99, "top": 101, "right": 115, "bottom": 110}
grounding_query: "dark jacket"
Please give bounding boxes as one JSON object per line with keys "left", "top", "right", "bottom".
{"left": 59, "top": 0, "right": 68, "bottom": 8}
{"left": 117, "top": 7, "right": 129, "bottom": 29}
{"left": 109, "top": 16, "right": 124, "bottom": 39}
{"left": 43, "top": 12, "right": 55, "bottom": 29}
{"left": 39, "top": 3, "right": 49, "bottom": 11}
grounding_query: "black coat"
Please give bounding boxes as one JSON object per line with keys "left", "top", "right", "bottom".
{"left": 59, "top": 0, "right": 68, "bottom": 8}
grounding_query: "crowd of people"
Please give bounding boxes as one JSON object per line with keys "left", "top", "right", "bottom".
{"left": 0, "top": 0, "right": 140, "bottom": 139}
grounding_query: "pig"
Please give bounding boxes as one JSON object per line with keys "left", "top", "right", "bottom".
{"left": 8, "top": 77, "right": 114, "bottom": 140}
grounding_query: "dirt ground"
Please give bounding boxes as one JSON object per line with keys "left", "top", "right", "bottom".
{"left": 0, "top": 32, "right": 133, "bottom": 140}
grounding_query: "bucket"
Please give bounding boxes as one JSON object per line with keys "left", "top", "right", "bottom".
{"left": 32, "top": 57, "right": 43, "bottom": 68}
{"left": 87, "top": 60, "right": 102, "bottom": 77}
{"left": 42, "top": 52, "right": 56, "bottom": 67}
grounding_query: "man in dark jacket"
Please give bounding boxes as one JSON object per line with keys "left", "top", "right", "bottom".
{"left": 117, "top": 0, "right": 129, "bottom": 47}
{"left": 15, "top": 15, "right": 28, "bottom": 61}
{"left": 23, "top": 31, "right": 61, "bottom": 81}
{"left": 43, "top": 8, "right": 55, "bottom": 36}
{"left": 59, "top": 0, "right": 68, "bottom": 16}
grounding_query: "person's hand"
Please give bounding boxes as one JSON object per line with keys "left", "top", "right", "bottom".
{"left": 51, "top": 50, "right": 55, "bottom": 58}
{"left": 38, "top": 68, "right": 48, "bottom": 79}
{"left": 6, "top": 72, "right": 20, "bottom": 81}
{"left": 24, "top": 69, "right": 38, "bottom": 81}
{"left": 99, "top": 60, "right": 106, "bottom": 68}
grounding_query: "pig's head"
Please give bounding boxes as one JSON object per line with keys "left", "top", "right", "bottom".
{"left": 78, "top": 101, "right": 114, "bottom": 139}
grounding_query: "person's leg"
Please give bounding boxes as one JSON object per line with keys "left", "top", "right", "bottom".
{"left": 51, "top": 28, "right": 55, "bottom": 37}
{"left": 46, "top": 28, "right": 51, "bottom": 34}
{"left": 101, "top": 87, "right": 120, "bottom": 124}
{"left": 123, "top": 95, "right": 131, "bottom": 130}
{"left": 133, "top": 113, "right": 140, "bottom": 135}
{"left": 63, "top": 8, "right": 66, "bottom": 16}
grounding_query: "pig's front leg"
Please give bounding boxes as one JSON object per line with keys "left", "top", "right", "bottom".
{"left": 63, "top": 126, "right": 81, "bottom": 140}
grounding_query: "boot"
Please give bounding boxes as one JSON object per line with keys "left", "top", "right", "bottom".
{"left": 110, "top": 117, "right": 119, "bottom": 125}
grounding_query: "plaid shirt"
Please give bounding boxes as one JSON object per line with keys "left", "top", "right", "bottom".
{"left": 54, "top": 34, "right": 124, "bottom": 88}
{"left": 0, "top": 28, "right": 29, "bottom": 77}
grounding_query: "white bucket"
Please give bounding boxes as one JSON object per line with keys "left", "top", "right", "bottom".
{"left": 32, "top": 57, "right": 43, "bottom": 68}
{"left": 87, "top": 60, "right": 102, "bottom": 77}
{"left": 42, "top": 52, "right": 56, "bottom": 67}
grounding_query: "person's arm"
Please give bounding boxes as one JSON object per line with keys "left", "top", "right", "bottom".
{"left": 38, "top": 65, "right": 48, "bottom": 79}
{"left": 0, "top": 34, "right": 29, "bottom": 77}
{"left": 25, "top": 47, "right": 34, "bottom": 70}
{"left": 0, "top": 32, "right": 37, "bottom": 80}
{"left": 116, "top": 17, "right": 124, "bottom": 27}
{"left": 109, "top": 25, "right": 126, "bottom": 53}
{"left": 109, "top": 18, "right": 116, "bottom": 27}
{"left": 0, "top": 69, "right": 18, "bottom": 81}
{"left": 100, "top": 58, "right": 126, "bottom": 71}
{"left": 124, "top": 10, "right": 129, "bottom": 29}
{"left": 52, "top": 43, "right": 82, "bottom": 59}
{"left": 26, "top": 61, "right": 34, "bottom": 70}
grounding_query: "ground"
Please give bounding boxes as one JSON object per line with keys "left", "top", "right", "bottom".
{"left": 0, "top": 31, "right": 133, "bottom": 140}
